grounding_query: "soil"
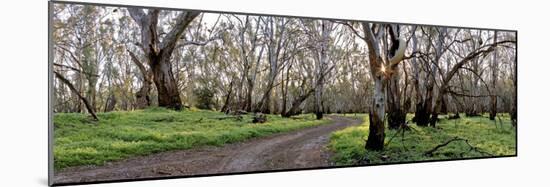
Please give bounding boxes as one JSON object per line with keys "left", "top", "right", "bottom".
{"left": 54, "top": 116, "right": 362, "bottom": 184}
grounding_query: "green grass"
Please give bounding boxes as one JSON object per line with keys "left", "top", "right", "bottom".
{"left": 329, "top": 113, "right": 516, "bottom": 166}
{"left": 54, "top": 107, "right": 328, "bottom": 170}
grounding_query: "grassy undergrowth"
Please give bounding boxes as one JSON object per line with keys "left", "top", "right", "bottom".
{"left": 54, "top": 107, "right": 328, "bottom": 170}
{"left": 329, "top": 113, "right": 516, "bottom": 166}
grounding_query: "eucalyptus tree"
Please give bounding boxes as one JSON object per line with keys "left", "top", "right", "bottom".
{"left": 228, "top": 15, "right": 265, "bottom": 112}
{"left": 256, "top": 17, "right": 300, "bottom": 114}
{"left": 104, "top": 8, "right": 149, "bottom": 109}
{"left": 337, "top": 21, "right": 406, "bottom": 150}
{"left": 412, "top": 27, "right": 446, "bottom": 126}
{"left": 281, "top": 51, "right": 319, "bottom": 117}
{"left": 321, "top": 31, "right": 361, "bottom": 114}
{"left": 360, "top": 23, "right": 406, "bottom": 150}
{"left": 385, "top": 25, "right": 415, "bottom": 129}
{"left": 489, "top": 31, "right": 499, "bottom": 120}
{"left": 95, "top": 16, "right": 118, "bottom": 112}
{"left": 279, "top": 19, "right": 341, "bottom": 118}
{"left": 428, "top": 29, "right": 515, "bottom": 126}
{"left": 301, "top": 19, "right": 338, "bottom": 119}
{"left": 52, "top": 4, "right": 113, "bottom": 119}
{"left": 127, "top": 7, "right": 200, "bottom": 110}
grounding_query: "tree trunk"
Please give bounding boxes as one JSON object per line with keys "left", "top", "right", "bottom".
{"left": 510, "top": 39, "right": 517, "bottom": 127}
{"left": 360, "top": 23, "right": 405, "bottom": 151}
{"left": 258, "top": 82, "right": 274, "bottom": 113}
{"left": 490, "top": 31, "right": 499, "bottom": 120}
{"left": 257, "top": 17, "right": 287, "bottom": 114}
{"left": 417, "top": 28, "right": 443, "bottom": 127}
{"left": 410, "top": 30, "right": 432, "bottom": 127}
{"left": 281, "top": 88, "right": 315, "bottom": 117}
{"left": 135, "top": 82, "right": 152, "bottom": 109}
{"left": 386, "top": 26, "right": 406, "bottom": 129}
{"left": 257, "top": 53, "right": 277, "bottom": 114}
{"left": 245, "top": 80, "right": 254, "bottom": 111}
{"left": 128, "top": 50, "right": 152, "bottom": 109}
{"left": 281, "top": 63, "right": 292, "bottom": 115}
{"left": 365, "top": 77, "right": 386, "bottom": 151}
{"left": 128, "top": 8, "right": 199, "bottom": 111}
{"left": 221, "top": 79, "right": 235, "bottom": 113}
{"left": 313, "top": 20, "right": 331, "bottom": 120}
{"left": 150, "top": 54, "right": 183, "bottom": 110}
{"left": 387, "top": 64, "right": 406, "bottom": 129}
{"left": 314, "top": 83, "right": 324, "bottom": 120}
{"left": 281, "top": 61, "right": 333, "bottom": 118}
{"left": 104, "top": 93, "right": 116, "bottom": 112}
{"left": 440, "top": 96, "right": 448, "bottom": 114}
{"left": 414, "top": 83, "right": 434, "bottom": 127}
{"left": 244, "top": 46, "right": 264, "bottom": 112}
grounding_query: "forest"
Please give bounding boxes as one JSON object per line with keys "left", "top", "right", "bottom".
{"left": 51, "top": 3, "right": 517, "bottom": 184}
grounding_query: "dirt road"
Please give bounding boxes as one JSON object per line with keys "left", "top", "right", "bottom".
{"left": 54, "top": 116, "right": 362, "bottom": 184}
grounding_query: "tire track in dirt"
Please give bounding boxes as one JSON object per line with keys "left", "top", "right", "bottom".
{"left": 54, "top": 116, "right": 362, "bottom": 184}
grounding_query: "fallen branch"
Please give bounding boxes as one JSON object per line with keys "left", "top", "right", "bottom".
{"left": 424, "top": 136, "right": 493, "bottom": 157}
{"left": 212, "top": 115, "right": 243, "bottom": 121}
{"left": 195, "top": 117, "right": 203, "bottom": 123}
{"left": 385, "top": 122, "right": 410, "bottom": 147}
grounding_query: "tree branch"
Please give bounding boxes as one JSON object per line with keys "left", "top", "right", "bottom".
{"left": 55, "top": 45, "right": 82, "bottom": 67}
{"left": 54, "top": 71, "right": 99, "bottom": 121}
{"left": 127, "top": 8, "right": 147, "bottom": 27}
{"left": 160, "top": 10, "right": 201, "bottom": 52}
{"left": 447, "top": 90, "right": 495, "bottom": 98}
{"left": 176, "top": 35, "right": 222, "bottom": 49}
{"left": 334, "top": 21, "right": 366, "bottom": 40}
{"left": 53, "top": 63, "right": 99, "bottom": 77}
{"left": 389, "top": 38, "right": 406, "bottom": 68}
{"left": 361, "top": 22, "right": 380, "bottom": 68}
{"left": 441, "top": 40, "right": 516, "bottom": 90}
{"left": 127, "top": 49, "right": 152, "bottom": 83}
{"left": 128, "top": 8, "right": 161, "bottom": 55}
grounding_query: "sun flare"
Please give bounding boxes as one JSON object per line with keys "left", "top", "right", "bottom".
{"left": 380, "top": 64, "right": 386, "bottom": 73}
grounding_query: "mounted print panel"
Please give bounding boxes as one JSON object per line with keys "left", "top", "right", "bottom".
{"left": 49, "top": 1, "right": 517, "bottom": 186}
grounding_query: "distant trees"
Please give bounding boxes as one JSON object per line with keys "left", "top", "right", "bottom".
{"left": 256, "top": 17, "right": 291, "bottom": 114}
{"left": 231, "top": 15, "right": 264, "bottom": 112}
{"left": 54, "top": 71, "right": 99, "bottom": 121}
{"left": 280, "top": 51, "right": 320, "bottom": 117}
{"left": 428, "top": 30, "right": 515, "bottom": 127}
{"left": 52, "top": 5, "right": 107, "bottom": 118}
{"left": 385, "top": 25, "right": 409, "bottom": 129}
{"left": 301, "top": 20, "right": 337, "bottom": 119}
{"left": 412, "top": 27, "right": 447, "bottom": 127}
